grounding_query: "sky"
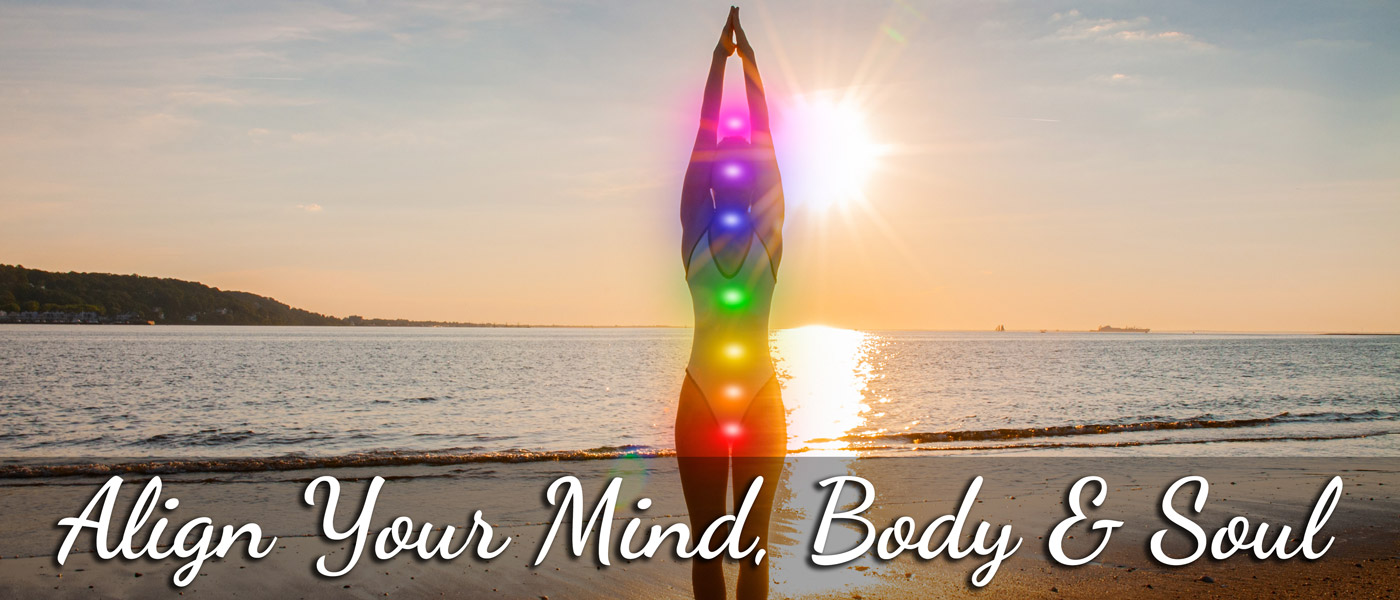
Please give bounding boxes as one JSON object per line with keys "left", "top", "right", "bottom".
{"left": 1, "top": 0, "right": 1397, "bottom": 332}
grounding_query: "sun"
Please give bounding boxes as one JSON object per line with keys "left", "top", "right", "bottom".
{"left": 780, "top": 93, "right": 887, "bottom": 212}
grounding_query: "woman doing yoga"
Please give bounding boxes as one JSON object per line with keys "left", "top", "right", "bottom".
{"left": 676, "top": 7, "right": 785, "bottom": 600}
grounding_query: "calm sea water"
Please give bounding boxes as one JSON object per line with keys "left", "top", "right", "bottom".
{"left": 0, "top": 325, "right": 1396, "bottom": 472}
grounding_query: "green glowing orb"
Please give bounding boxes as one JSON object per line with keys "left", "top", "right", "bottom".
{"left": 719, "top": 288, "right": 747, "bottom": 307}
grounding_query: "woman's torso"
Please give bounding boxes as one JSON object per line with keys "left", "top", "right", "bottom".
{"left": 685, "top": 226, "right": 777, "bottom": 423}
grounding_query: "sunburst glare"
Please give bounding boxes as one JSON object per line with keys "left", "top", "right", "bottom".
{"left": 779, "top": 93, "right": 889, "bottom": 213}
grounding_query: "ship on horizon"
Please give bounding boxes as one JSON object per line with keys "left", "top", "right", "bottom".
{"left": 1095, "top": 325, "right": 1150, "bottom": 333}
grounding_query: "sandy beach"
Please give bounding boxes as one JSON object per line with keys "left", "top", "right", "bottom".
{"left": 2, "top": 456, "right": 1396, "bottom": 599}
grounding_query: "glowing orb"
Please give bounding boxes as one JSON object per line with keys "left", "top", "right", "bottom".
{"left": 723, "top": 343, "right": 745, "bottom": 359}
{"left": 724, "top": 384, "right": 743, "bottom": 399}
{"left": 719, "top": 287, "right": 746, "bottom": 307}
{"left": 723, "top": 423, "right": 742, "bottom": 437}
{"left": 719, "top": 211, "right": 744, "bottom": 227}
{"left": 722, "top": 163, "right": 743, "bottom": 179}
{"left": 726, "top": 117, "right": 745, "bottom": 131}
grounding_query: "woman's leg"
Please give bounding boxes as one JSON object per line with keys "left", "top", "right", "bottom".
{"left": 676, "top": 374, "right": 730, "bottom": 600}
{"left": 732, "top": 378, "right": 787, "bottom": 600}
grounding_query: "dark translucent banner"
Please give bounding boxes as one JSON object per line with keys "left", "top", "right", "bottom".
{"left": 2, "top": 457, "right": 1396, "bottom": 598}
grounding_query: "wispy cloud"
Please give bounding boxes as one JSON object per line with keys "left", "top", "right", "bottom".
{"left": 1048, "top": 10, "right": 1215, "bottom": 50}
{"left": 296, "top": 203, "right": 323, "bottom": 213}
{"left": 1099, "top": 73, "right": 1142, "bottom": 85}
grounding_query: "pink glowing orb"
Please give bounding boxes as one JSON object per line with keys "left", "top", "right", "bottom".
{"left": 725, "top": 116, "right": 745, "bottom": 131}
{"left": 723, "top": 423, "right": 742, "bottom": 437}
{"left": 722, "top": 163, "right": 743, "bottom": 179}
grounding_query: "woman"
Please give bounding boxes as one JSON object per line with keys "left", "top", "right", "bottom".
{"left": 676, "top": 7, "right": 786, "bottom": 600}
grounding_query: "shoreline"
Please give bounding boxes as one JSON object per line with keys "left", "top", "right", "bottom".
{"left": 3, "top": 405, "right": 1396, "bottom": 479}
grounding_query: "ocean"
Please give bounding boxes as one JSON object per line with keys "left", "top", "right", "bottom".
{"left": 0, "top": 325, "right": 1396, "bottom": 475}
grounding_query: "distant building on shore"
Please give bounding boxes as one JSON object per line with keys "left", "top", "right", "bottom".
{"left": 1095, "top": 325, "right": 1150, "bottom": 333}
{"left": 0, "top": 311, "right": 152, "bottom": 325}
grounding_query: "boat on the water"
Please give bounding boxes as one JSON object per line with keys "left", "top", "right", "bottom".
{"left": 1095, "top": 325, "right": 1149, "bottom": 333}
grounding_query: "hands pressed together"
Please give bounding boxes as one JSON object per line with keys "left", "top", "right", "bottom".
{"left": 715, "top": 6, "right": 755, "bottom": 61}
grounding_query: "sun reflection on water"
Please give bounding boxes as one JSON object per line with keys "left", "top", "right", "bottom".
{"left": 772, "top": 325, "right": 882, "bottom": 455}
{"left": 768, "top": 325, "right": 890, "bottom": 597}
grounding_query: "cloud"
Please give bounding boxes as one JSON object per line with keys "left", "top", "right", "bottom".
{"left": 1099, "top": 73, "right": 1142, "bottom": 85}
{"left": 1048, "top": 10, "right": 1214, "bottom": 50}
{"left": 296, "top": 203, "right": 323, "bottom": 213}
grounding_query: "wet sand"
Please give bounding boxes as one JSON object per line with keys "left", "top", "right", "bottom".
{"left": 2, "top": 457, "right": 1397, "bottom": 598}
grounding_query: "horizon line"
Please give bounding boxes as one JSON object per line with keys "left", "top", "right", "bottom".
{"left": 4, "top": 322, "right": 1394, "bottom": 336}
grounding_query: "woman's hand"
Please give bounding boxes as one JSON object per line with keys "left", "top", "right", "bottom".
{"left": 715, "top": 7, "right": 738, "bottom": 57}
{"left": 732, "top": 8, "right": 755, "bottom": 61}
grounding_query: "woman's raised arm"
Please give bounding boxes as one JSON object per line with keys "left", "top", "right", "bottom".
{"left": 733, "top": 10, "right": 783, "bottom": 273}
{"left": 681, "top": 8, "right": 738, "bottom": 267}
{"left": 734, "top": 12, "right": 771, "bottom": 149}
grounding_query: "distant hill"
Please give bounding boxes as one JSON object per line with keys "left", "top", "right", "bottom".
{"left": 0, "top": 264, "right": 510, "bottom": 327}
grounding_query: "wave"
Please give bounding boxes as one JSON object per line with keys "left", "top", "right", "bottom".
{"left": 130, "top": 429, "right": 342, "bottom": 448}
{"left": 0, "top": 446, "right": 673, "bottom": 479}
{"left": 373, "top": 396, "right": 442, "bottom": 404}
{"left": 3, "top": 411, "right": 1391, "bottom": 479}
{"left": 850, "top": 431, "right": 1393, "bottom": 454}
{"left": 822, "top": 409, "right": 1398, "bottom": 446}
{"left": 4, "top": 430, "right": 1391, "bottom": 480}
